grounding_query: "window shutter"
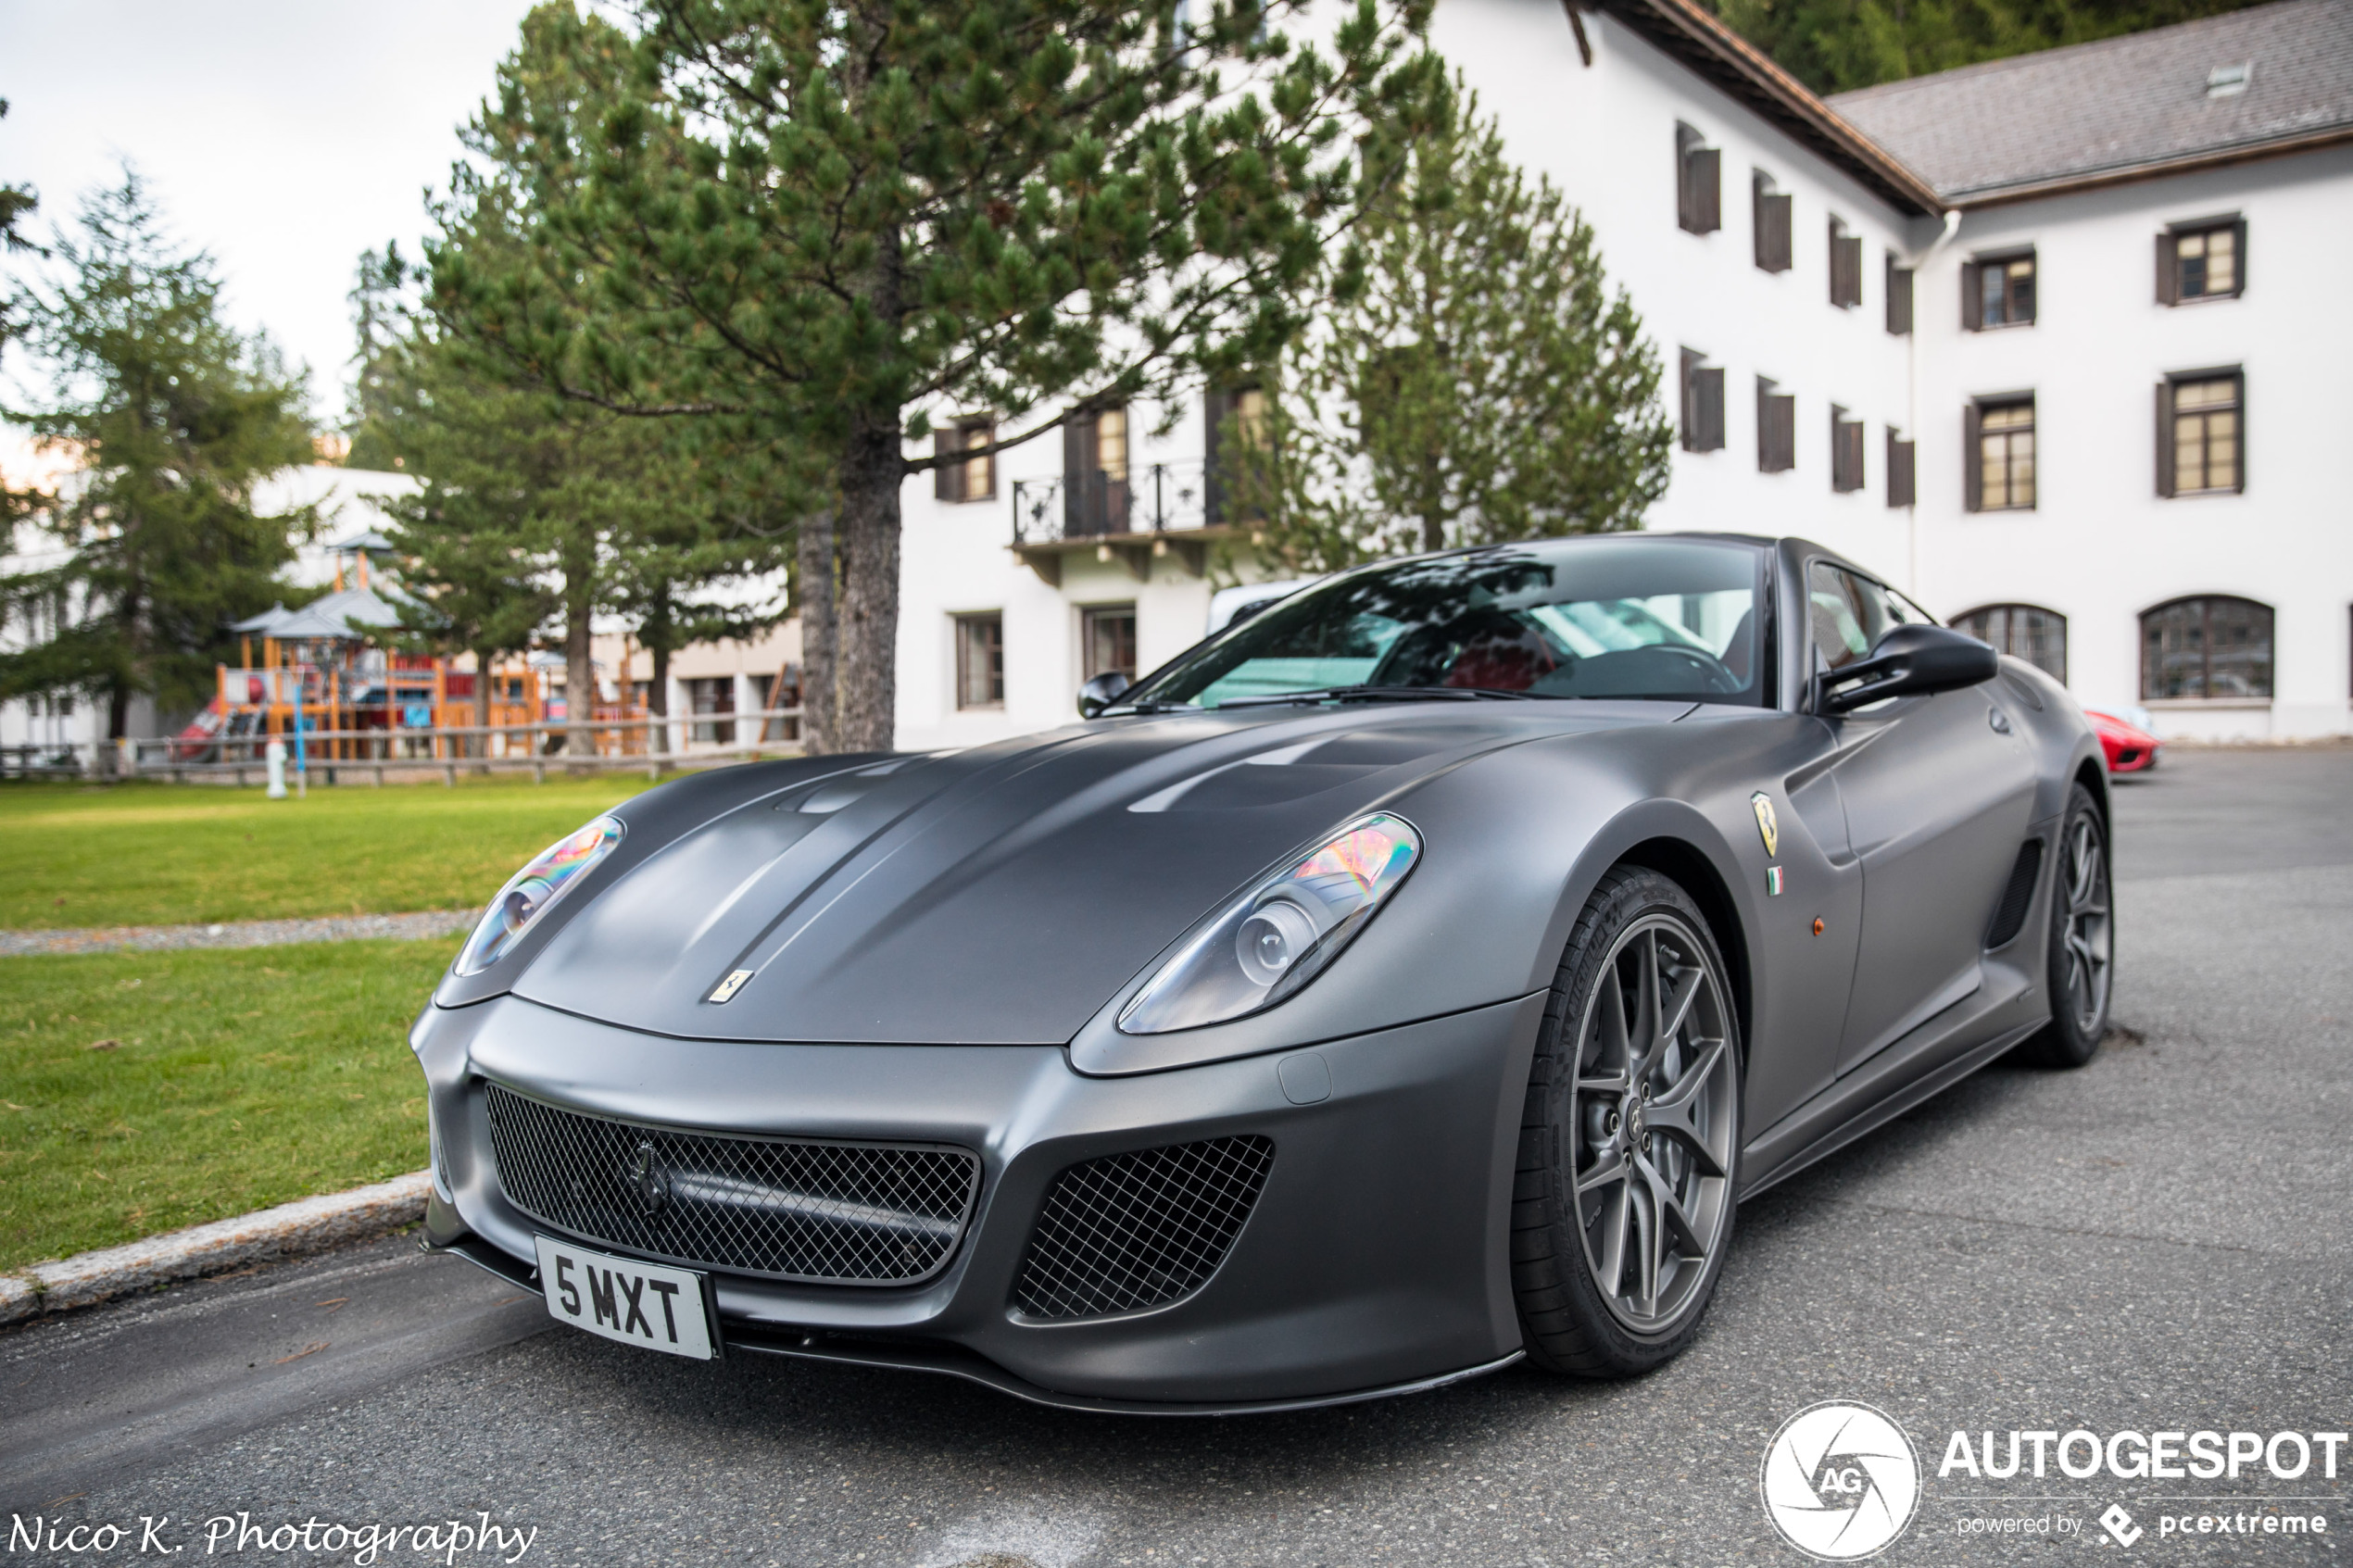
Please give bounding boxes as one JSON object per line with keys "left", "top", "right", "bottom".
{"left": 1887, "top": 432, "right": 1916, "bottom": 508}
{"left": 1202, "top": 386, "right": 1234, "bottom": 521}
{"left": 935, "top": 428, "right": 963, "bottom": 502}
{"left": 1063, "top": 413, "right": 1095, "bottom": 533}
{"left": 2156, "top": 232, "right": 2180, "bottom": 306}
{"left": 1886, "top": 257, "right": 1914, "bottom": 334}
{"left": 1960, "top": 260, "right": 1982, "bottom": 331}
{"left": 1688, "top": 147, "right": 1721, "bottom": 233}
{"left": 1696, "top": 368, "right": 1725, "bottom": 451}
{"left": 1679, "top": 351, "right": 1699, "bottom": 453}
{"left": 2155, "top": 382, "right": 2175, "bottom": 496}
{"left": 2233, "top": 218, "right": 2248, "bottom": 295}
{"left": 1757, "top": 381, "right": 1795, "bottom": 473}
{"left": 2233, "top": 370, "right": 2246, "bottom": 493}
{"left": 1829, "top": 225, "right": 1861, "bottom": 307}
{"left": 1757, "top": 190, "right": 1792, "bottom": 272}
{"left": 1964, "top": 404, "right": 1983, "bottom": 511}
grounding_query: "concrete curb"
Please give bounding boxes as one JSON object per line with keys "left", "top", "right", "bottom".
{"left": 0, "top": 1170, "right": 433, "bottom": 1325}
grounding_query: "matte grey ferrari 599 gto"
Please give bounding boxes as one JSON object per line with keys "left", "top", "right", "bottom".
{"left": 415, "top": 533, "right": 2114, "bottom": 1411}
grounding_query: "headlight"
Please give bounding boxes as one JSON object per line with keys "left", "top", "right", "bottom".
{"left": 1118, "top": 812, "right": 1421, "bottom": 1035}
{"left": 454, "top": 815, "right": 624, "bottom": 976}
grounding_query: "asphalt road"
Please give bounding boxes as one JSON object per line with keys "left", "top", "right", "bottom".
{"left": 6, "top": 746, "right": 2348, "bottom": 1565}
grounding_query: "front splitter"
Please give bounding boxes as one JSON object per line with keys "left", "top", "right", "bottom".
{"left": 423, "top": 1223, "right": 1526, "bottom": 1417}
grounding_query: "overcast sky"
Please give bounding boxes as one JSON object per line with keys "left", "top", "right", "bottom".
{"left": 2, "top": 0, "right": 541, "bottom": 422}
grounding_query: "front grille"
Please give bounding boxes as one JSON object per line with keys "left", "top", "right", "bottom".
{"left": 1013, "top": 1135, "right": 1275, "bottom": 1322}
{"left": 484, "top": 1084, "right": 978, "bottom": 1286}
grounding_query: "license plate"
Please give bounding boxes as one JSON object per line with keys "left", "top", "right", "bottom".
{"left": 533, "top": 1235, "right": 718, "bottom": 1361}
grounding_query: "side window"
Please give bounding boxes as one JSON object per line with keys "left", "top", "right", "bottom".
{"left": 1807, "top": 563, "right": 1916, "bottom": 671}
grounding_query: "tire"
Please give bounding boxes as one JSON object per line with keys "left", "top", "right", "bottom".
{"left": 1512, "top": 867, "right": 1742, "bottom": 1377}
{"left": 2017, "top": 783, "right": 2113, "bottom": 1068}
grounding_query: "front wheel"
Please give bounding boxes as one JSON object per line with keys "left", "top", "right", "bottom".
{"left": 1512, "top": 868, "right": 1741, "bottom": 1376}
{"left": 2018, "top": 783, "right": 2113, "bottom": 1068}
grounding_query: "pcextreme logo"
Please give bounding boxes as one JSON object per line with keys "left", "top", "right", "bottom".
{"left": 1760, "top": 1401, "right": 1923, "bottom": 1561}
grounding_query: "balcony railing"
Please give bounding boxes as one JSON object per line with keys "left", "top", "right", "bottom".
{"left": 1013, "top": 458, "right": 1210, "bottom": 546}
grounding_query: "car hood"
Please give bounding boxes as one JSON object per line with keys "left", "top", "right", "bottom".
{"left": 510, "top": 702, "right": 1689, "bottom": 1044}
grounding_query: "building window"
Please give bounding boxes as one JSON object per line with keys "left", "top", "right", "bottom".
{"left": 2141, "top": 596, "right": 2271, "bottom": 700}
{"left": 684, "top": 676, "right": 736, "bottom": 745}
{"left": 1966, "top": 397, "right": 2035, "bottom": 511}
{"left": 1680, "top": 350, "right": 1725, "bottom": 452}
{"left": 1082, "top": 605, "right": 1138, "bottom": 682}
{"left": 1752, "top": 171, "right": 1790, "bottom": 272}
{"left": 2158, "top": 370, "right": 2243, "bottom": 496}
{"left": 1676, "top": 122, "right": 1720, "bottom": 235}
{"left": 1757, "top": 377, "right": 1795, "bottom": 473}
{"left": 2160, "top": 219, "right": 2245, "bottom": 304}
{"left": 1962, "top": 250, "right": 2035, "bottom": 330}
{"left": 1062, "top": 405, "right": 1130, "bottom": 536}
{"left": 1831, "top": 405, "right": 1865, "bottom": 493}
{"left": 1204, "top": 383, "right": 1268, "bottom": 523}
{"left": 1886, "top": 428, "right": 1917, "bottom": 508}
{"left": 954, "top": 613, "right": 1004, "bottom": 709}
{"left": 1885, "top": 252, "right": 1913, "bottom": 334}
{"left": 1952, "top": 604, "right": 2068, "bottom": 683}
{"left": 1828, "top": 218, "right": 1862, "bottom": 308}
{"left": 934, "top": 417, "right": 995, "bottom": 502}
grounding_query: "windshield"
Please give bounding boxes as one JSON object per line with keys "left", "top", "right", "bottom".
{"left": 1123, "top": 537, "right": 1769, "bottom": 710}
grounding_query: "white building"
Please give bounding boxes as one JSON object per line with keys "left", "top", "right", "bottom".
{"left": 895, "top": 0, "right": 2353, "bottom": 746}
{"left": 1831, "top": 0, "right": 2353, "bottom": 736}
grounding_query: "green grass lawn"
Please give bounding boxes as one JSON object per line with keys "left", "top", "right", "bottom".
{"left": 0, "top": 774, "right": 661, "bottom": 929}
{"left": 0, "top": 939, "right": 457, "bottom": 1270}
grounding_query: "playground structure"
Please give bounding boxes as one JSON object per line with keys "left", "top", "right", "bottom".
{"left": 169, "top": 530, "right": 657, "bottom": 767}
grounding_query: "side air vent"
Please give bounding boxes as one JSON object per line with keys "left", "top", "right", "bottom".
{"left": 1985, "top": 839, "right": 2045, "bottom": 948}
{"left": 1013, "top": 1135, "right": 1275, "bottom": 1322}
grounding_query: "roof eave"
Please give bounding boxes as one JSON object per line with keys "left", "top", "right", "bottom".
{"left": 1944, "top": 122, "right": 2353, "bottom": 207}
{"left": 1585, "top": 0, "right": 1946, "bottom": 216}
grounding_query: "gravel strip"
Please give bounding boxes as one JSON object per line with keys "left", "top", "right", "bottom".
{"left": 0, "top": 909, "right": 476, "bottom": 957}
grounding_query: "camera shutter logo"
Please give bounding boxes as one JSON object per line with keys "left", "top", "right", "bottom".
{"left": 1759, "top": 1401, "right": 1921, "bottom": 1560}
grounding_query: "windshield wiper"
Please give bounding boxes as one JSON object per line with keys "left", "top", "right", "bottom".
{"left": 1213, "top": 684, "right": 1541, "bottom": 710}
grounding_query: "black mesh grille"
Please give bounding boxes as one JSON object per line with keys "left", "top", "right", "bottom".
{"left": 1013, "top": 1135, "right": 1274, "bottom": 1321}
{"left": 1985, "top": 838, "right": 2045, "bottom": 948}
{"left": 484, "top": 1084, "right": 978, "bottom": 1286}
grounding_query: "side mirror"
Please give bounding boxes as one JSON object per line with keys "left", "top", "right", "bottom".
{"left": 1818, "top": 623, "right": 1997, "bottom": 714}
{"left": 1077, "top": 671, "right": 1133, "bottom": 720}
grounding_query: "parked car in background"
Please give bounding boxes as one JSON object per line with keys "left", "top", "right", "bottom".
{"left": 2085, "top": 709, "right": 2162, "bottom": 773}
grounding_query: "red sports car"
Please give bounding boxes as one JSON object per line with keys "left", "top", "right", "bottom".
{"left": 2085, "top": 709, "right": 2161, "bottom": 773}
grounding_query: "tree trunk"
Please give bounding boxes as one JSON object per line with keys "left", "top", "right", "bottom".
{"left": 649, "top": 644, "right": 672, "bottom": 757}
{"left": 472, "top": 646, "right": 495, "bottom": 771}
{"left": 834, "top": 427, "right": 901, "bottom": 754}
{"left": 102, "top": 682, "right": 130, "bottom": 780}
{"left": 562, "top": 532, "right": 597, "bottom": 759}
{"left": 795, "top": 507, "right": 839, "bottom": 756}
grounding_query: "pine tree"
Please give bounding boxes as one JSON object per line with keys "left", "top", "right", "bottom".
{"left": 0, "top": 100, "right": 39, "bottom": 349}
{"left": 1228, "top": 83, "right": 1671, "bottom": 574}
{"left": 353, "top": 234, "right": 790, "bottom": 753}
{"left": 428, "top": 0, "right": 1442, "bottom": 752}
{"left": 0, "top": 171, "right": 316, "bottom": 764}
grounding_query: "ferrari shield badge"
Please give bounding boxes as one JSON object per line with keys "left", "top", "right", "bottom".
{"left": 1750, "top": 791, "right": 1780, "bottom": 859}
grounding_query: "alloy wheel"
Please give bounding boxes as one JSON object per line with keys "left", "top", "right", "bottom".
{"left": 1569, "top": 913, "right": 1738, "bottom": 1334}
{"left": 2060, "top": 815, "right": 2112, "bottom": 1035}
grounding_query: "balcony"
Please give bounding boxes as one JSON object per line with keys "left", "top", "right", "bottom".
{"left": 1010, "top": 458, "right": 1238, "bottom": 585}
